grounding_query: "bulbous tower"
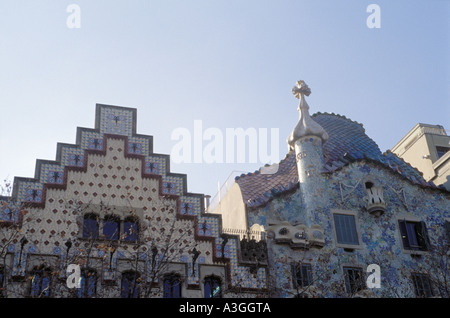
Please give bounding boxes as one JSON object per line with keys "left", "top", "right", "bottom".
{"left": 287, "top": 80, "right": 328, "bottom": 226}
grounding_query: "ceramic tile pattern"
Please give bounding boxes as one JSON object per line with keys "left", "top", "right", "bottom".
{"left": 236, "top": 112, "right": 449, "bottom": 297}
{"left": 236, "top": 113, "right": 441, "bottom": 210}
{"left": 1, "top": 104, "right": 266, "bottom": 297}
{"left": 2, "top": 105, "right": 448, "bottom": 298}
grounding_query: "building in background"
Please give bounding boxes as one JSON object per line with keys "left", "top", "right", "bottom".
{"left": 391, "top": 123, "right": 450, "bottom": 191}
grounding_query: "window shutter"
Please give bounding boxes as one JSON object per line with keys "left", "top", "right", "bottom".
{"left": 347, "top": 215, "right": 358, "bottom": 245}
{"left": 333, "top": 214, "right": 343, "bottom": 243}
{"left": 334, "top": 214, "right": 359, "bottom": 245}
{"left": 419, "top": 221, "right": 431, "bottom": 251}
{"left": 302, "top": 264, "right": 313, "bottom": 287}
{"left": 291, "top": 263, "right": 298, "bottom": 289}
{"left": 398, "top": 220, "right": 410, "bottom": 249}
{"left": 445, "top": 220, "right": 450, "bottom": 242}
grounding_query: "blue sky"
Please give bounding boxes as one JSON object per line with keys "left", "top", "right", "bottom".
{"left": 0, "top": 0, "right": 449, "bottom": 199}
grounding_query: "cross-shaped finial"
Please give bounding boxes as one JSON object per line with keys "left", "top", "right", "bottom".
{"left": 292, "top": 80, "right": 311, "bottom": 99}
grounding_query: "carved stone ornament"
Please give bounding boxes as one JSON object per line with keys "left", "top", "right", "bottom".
{"left": 266, "top": 221, "right": 325, "bottom": 249}
{"left": 366, "top": 186, "right": 386, "bottom": 216}
{"left": 287, "top": 80, "right": 329, "bottom": 149}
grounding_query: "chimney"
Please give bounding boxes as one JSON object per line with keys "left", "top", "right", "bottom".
{"left": 204, "top": 195, "right": 211, "bottom": 212}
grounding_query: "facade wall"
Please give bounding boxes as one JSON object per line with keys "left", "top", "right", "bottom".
{"left": 0, "top": 104, "right": 269, "bottom": 298}
{"left": 1, "top": 104, "right": 448, "bottom": 298}
{"left": 247, "top": 160, "right": 450, "bottom": 297}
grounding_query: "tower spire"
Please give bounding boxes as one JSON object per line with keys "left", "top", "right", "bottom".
{"left": 287, "top": 80, "right": 328, "bottom": 150}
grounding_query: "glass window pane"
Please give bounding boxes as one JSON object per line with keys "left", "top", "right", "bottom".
{"left": 204, "top": 277, "right": 222, "bottom": 298}
{"left": 164, "top": 275, "right": 181, "bottom": 298}
{"left": 121, "top": 272, "right": 138, "bottom": 298}
{"left": 30, "top": 269, "right": 51, "bottom": 297}
{"left": 83, "top": 215, "right": 98, "bottom": 239}
{"left": 344, "top": 267, "right": 363, "bottom": 294}
{"left": 334, "top": 214, "right": 358, "bottom": 245}
{"left": 103, "top": 217, "right": 119, "bottom": 240}
{"left": 0, "top": 267, "right": 4, "bottom": 288}
{"left": 405, "top": 222, "right": 419, "bottom": 248}
{"left": 78, "top": 271, "right": 96, "bottom": 298}
{"left": 124, "top": 220, "right": 138, "bottom": 241}
{"left": 30, "top": 272, "right": 41, "bottom": 297}
{"left": 399, "top": 221, "right": 429, "bottom": 251}
{"left": 412, "top": 273, "right": 433, "bottom": 297}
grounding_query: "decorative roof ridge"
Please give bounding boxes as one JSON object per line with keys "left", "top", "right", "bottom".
{"left": 382, "top": 149, "right": 427, "bottom": 178}
{"left": 326, "top": 154, "right": 449, "bottom": 193}
{"left": 234, "top": 150, "right": 295, "bottom": 181}
{"left": 312, "top": 111, "right": 366, "bottom": 133}
{"left": 246, "top": 182, "right": 299, "bottom": 209}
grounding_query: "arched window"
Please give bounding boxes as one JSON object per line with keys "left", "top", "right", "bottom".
{"left": 78, "top": 268, "right": 97, "bottom": 298}
{"left": 121, "top": 271, "right": 139, "bottom": 298}
{"left": 103, "top": 215, "right": 120, "bottom": 240}
{"left": 204, "top": 276, "right": 222, "bottom": 298}
{"left": 30, "top": 265, "right": 52, "bottom": 298}
{"left": 83, "top": 213, "right": 99, "bottom": 239}
{"left": 163, "top": 274, "right": 182, "bottom": 298}
{"left": 123, "top": 216, "right": 138, "bottom": 242}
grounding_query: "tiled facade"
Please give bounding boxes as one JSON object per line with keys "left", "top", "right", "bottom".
{"left": 0, "top": 104, "right": 267, "bottom": 298}
{"left": 214, "top": 82, "right": 450, "bottom": 298}
{"left": 1, "top": 93, "right": 449, "bottom": 298}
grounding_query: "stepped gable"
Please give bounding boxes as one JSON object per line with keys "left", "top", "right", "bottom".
{"left": 1, "top": 103, "right": 267, "bottom": 291}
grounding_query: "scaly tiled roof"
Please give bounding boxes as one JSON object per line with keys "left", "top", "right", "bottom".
{"left": 236, "top": 112, "right": 441, "bottom": 209}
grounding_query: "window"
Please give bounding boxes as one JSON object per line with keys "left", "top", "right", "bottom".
{"left": 121, "top": 271, "right": 139, "bottom": 298}
{"left": 103, "top": 215, "right": 120, "bottom": 240}
{"left": 436, "top": 146, "right": 450, "bottom": 159}
{"left": 412, "top": 273, "right": 433, "bottom": 297}
{"left": 333, "top": 213, "right": 359, "bottom": 246}
{"left": 204, "top": 276, "right": 222, "bottom": 298}
{"left": 123, "top": 217, "right": 138, "bottom": 242}
{"left": 78, "top": 269, "right": 97, "bottom": 298}
{"left": 30, "top": 266, "right": 52, "bottom": 297}
{"left": 398, "top": 220, "right": 430, "bottom": 251}
{"left": 444, "top": 220, "right": 450, "bottom": 244}
{"left": 0, "top": 266, "right": 4, "bottom": 297}
{"left": 343, "top": 267, "right": 364, "bottom": 295}
{"left": 83, "top": 212, "right": 140, "bottom": 242}
{"left": 83, "top": 213, "right": 99, "bottom": 239}
{"left": 292, "top": 263, "right": 313, "bottom": 289}
{"left": 163, "top": 274, "right": 182, "bottom": 298}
